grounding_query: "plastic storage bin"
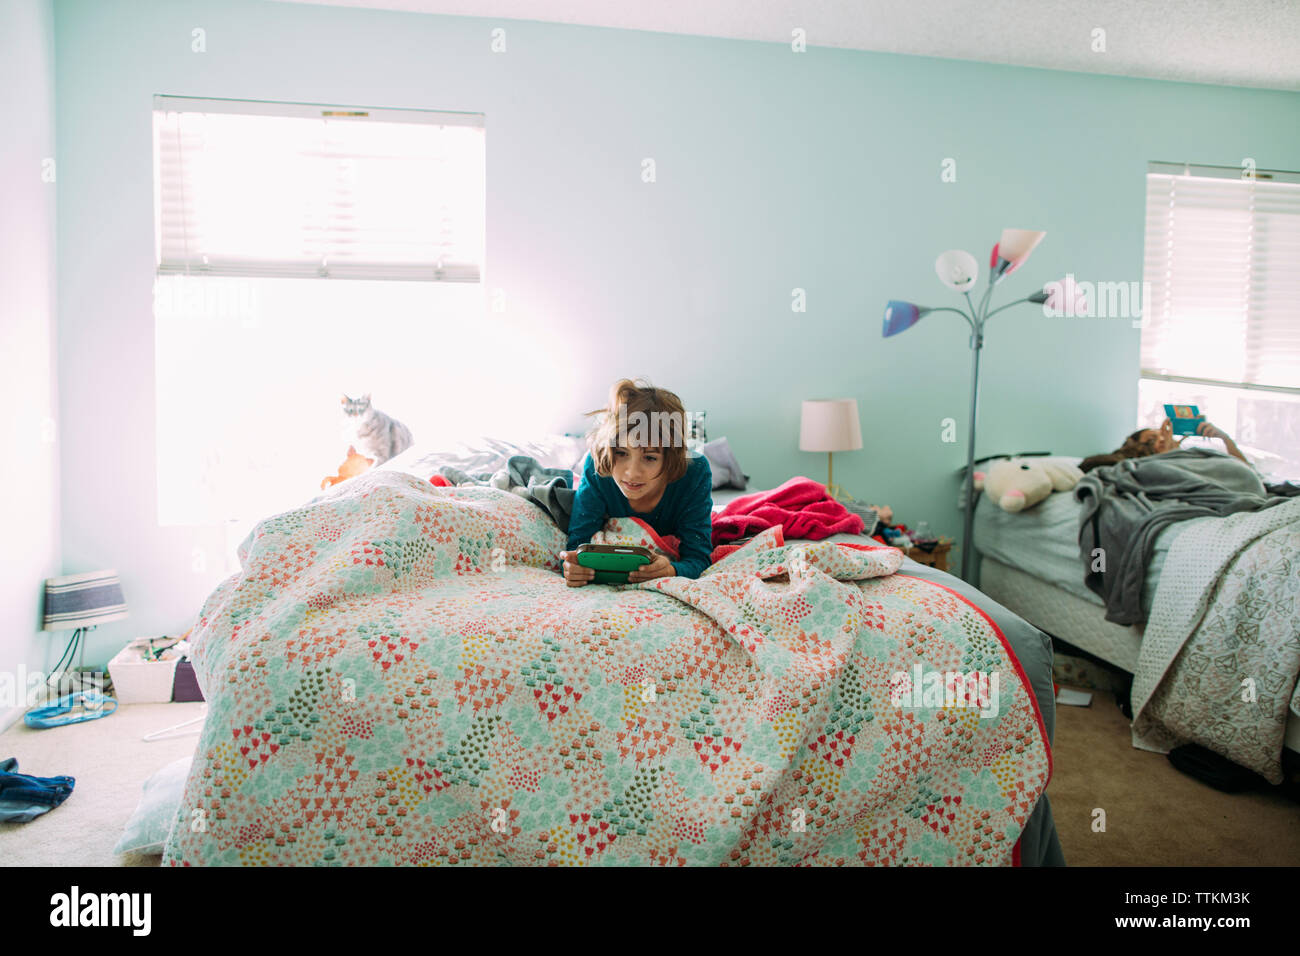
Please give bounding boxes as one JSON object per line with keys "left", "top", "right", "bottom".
{"left": 107, "top": 638, "right": 181, "bottom": 704}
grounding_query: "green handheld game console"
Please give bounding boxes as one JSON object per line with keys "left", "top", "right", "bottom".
{"left": 576, "top": 544, "right": 653, "bottom": 584}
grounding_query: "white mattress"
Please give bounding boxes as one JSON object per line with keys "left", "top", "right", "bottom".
{"left": 980, "top": 555, "right": 1300, "bottom": 755}
{"left": 980, "top": 556, "right": 1144, "bottom": 671}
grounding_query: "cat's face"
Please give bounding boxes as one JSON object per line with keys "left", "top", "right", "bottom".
{"left": 341, "top": 393, "right": 372, "bottom": 417}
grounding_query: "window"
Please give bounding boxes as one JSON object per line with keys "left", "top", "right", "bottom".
{"left": 1139, "top": 162, "right": 1300, "bottom": 480}
{"left": 152, "top": 97, "right": 512, "bottom": 533}
{"left": 154, "top": 95, "right": 484, "bottom": 280}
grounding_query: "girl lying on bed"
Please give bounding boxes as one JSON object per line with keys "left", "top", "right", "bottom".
{"left": 559, "top": 378, "right": 715, "bottom": 587}
{"left": 1080, "top": 418, "right": 1249, "bottom": 473}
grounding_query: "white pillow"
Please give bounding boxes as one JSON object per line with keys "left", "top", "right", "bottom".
{"left": 113, "top": 754, "right": 193, "bottom": 856}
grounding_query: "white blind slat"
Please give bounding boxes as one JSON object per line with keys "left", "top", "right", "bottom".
{"left": 152, "top": 97, "right": 485, "bottom": 282}
{"left": 1140, "top": 169, "right": 1300, "bottom": 392}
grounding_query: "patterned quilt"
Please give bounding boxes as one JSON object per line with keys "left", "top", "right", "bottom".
{"left": 1133, "top": 496, "right": 1300, "bottom": 783}
{"left": 162, "top": 470, "right": 1050, "bottom": 866}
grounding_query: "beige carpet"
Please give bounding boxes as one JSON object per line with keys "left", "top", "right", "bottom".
{"left": 0, "top": 702, "right": 204, "bottom": 866}
{"left": 1049, "top": 686, "right": 1300, "bottom": 865}
{"left": 2, "top": 695, "right": 1295, "bottom": 866}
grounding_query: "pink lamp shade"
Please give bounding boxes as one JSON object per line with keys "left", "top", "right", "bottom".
{"left": 998, "top": 228, "right": 1046, "bottom": 275}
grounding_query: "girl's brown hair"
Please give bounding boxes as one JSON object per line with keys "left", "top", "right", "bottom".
{"left": 1080, "top": 428, "right": 1160, "bottom": 474}
{"left": 582, "top": 378, "right": 692, "bottom": 485}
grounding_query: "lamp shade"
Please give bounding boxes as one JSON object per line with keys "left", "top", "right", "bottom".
{"left": 998, "top": 228, "right": 1046, "bottom": 275}
{"left": 42, "top": 569, "right": 128, "bottom": 631}
{"left": 799, "top": 399, "right": 863, "bottom": 453}
{"left": 882, "top": 300, "right": 924, "bottom": 337}
{"left": 934, "top": 250, "right": 978, "bottom": 292}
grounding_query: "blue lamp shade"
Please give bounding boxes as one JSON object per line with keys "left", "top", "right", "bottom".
{"left": 882, "top": 300, "right": 924, "bottom": 338}
{"left": 42, "top": 570, "right": 128, "bottom": 631}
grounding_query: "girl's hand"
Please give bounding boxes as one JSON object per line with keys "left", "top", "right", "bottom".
{"left": 1158, "top": 417, "right": 1180, "bottom": 450}
{"left": 1196, "top": 420, "right": 1229, "bottom": 442}
{"left": 558, "top": 550, "right": 594, "bottom": 587}
{"left": 1195, "top": 421, "right": 1249, "bottom": 464}
{"left": 628, "top": 554, "right": 675, "bottom": 583}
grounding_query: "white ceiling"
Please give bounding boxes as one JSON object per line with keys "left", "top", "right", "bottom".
{"left": 270, "top": 0, "right": 1300, "bottom": 91}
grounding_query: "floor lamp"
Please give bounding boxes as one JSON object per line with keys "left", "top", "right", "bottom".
{"left": 881, "top": 229, "right": 1084, "bottom": 582}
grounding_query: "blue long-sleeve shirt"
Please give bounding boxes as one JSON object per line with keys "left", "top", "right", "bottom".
{"left": 565, "top": 451, "right": 714, "bottom": 579}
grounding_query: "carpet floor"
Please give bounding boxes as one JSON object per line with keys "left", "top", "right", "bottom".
{"left": 1, "top": 695, "right": 1295, "bottom": 866}
{"left": 0, "top": 702, "right": 204, "bottom": 866}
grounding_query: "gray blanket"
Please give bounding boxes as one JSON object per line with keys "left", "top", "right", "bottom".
{"left": 440, "top": 454, "right": 577, "bottom": 531}
{"left": 1074, "top": 448, "right": 1287, "bottom": 625}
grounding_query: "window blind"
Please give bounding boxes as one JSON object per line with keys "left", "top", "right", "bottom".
{"left": 153, "top": 95, "right": 485, "bottom": 282}
{"left": 1141, "top": 161, "right": 1300, "bottom": 394}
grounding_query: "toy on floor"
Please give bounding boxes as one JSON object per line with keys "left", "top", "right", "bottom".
{"left": 974, "top": 456, "right": 1083, "bottom": 513}
{"left": 321, "top": 445, "right": 375, "bottom": 490}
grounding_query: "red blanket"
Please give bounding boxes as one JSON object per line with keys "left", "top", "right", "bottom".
{"left": 711, "top": 476, "right": 864, "bottom": 547}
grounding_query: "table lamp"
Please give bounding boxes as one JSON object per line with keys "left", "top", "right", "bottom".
{"left": 882, "top": 228, "right": 1084, "bottom": 582}
{"left": 799, "top": 398, "right": 862, "bottom": 501}
{"left": 42, "top": 569, "right": 128, "bottom": 688}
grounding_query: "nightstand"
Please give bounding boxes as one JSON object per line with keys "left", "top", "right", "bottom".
{"left": 906, "top": 541, "right": 952, "bottom": 572}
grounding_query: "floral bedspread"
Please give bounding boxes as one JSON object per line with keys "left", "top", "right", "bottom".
{"left": 162, "top": 470, "right": 1050, "bottom": 866}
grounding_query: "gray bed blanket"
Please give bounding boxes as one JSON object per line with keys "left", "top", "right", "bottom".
{"left": 440, "top": 454, "right": 577, "bottom": 531}
{"left": 1074, "top": 448, "right": 1287, "bottom": 626}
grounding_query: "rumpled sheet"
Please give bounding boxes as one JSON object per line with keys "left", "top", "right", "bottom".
{"left": 163, "top": 470, "right": 1050, "bottom": 866}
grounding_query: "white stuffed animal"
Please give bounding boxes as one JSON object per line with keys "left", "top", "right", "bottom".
{"left": 974, "top": 456, "right": 1083, "bottom": 513}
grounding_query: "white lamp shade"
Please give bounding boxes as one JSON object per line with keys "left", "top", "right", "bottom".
{"left": 799, "top": 399, "right": 863, "bottom": 453}
{"left": 934, "top": 249, "right": 979, "bottom": 291}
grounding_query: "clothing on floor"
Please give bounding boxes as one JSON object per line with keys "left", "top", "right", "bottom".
{"left": 0, "top": 757, "right": 76, "bottom": 823}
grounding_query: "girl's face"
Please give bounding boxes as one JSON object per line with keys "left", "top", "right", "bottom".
{"left": 611, "top": 445, "right": 664, "bottom": 503}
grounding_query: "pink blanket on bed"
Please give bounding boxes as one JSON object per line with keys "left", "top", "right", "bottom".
{"left": 711, "top": 476, "right": 864, "bottom": 547}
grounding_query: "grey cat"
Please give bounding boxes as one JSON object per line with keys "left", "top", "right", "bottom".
{"left": 340, "top": 393, "right": 413, "bottom": 464}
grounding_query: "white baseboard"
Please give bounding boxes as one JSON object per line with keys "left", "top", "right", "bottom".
{"left": 1, "top": 703, "right": 27, "bottom": 734}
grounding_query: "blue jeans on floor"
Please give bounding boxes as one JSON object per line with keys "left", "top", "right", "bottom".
{"left": 0, "top": 758, "right": 75, "bottom": 823}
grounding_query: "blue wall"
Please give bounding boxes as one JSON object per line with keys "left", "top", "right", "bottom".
{"left": 52, "top": 0, "right": 1300, "bottom": 661}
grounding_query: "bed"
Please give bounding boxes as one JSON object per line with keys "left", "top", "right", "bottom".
{"left": 972, "top": 480, "right": 1300, "bottom": 766}
{"left": 159, "top": 434, "right": 1064, "bottom": 866}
